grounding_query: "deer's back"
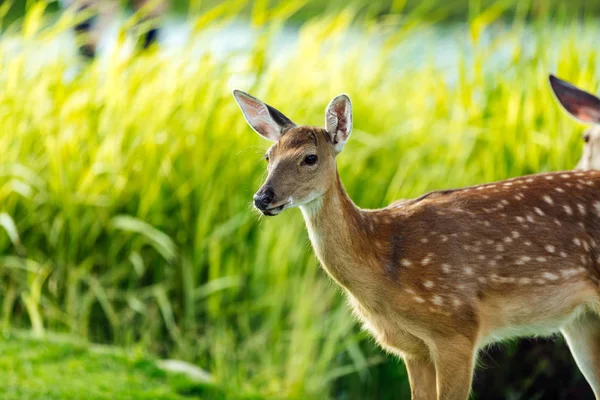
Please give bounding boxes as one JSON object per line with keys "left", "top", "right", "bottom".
{"left": 391, "top": 170, "right": 600, "bottom": 279}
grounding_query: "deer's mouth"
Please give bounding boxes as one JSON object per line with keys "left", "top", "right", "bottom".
{"left": 261, "top": 204, "right": 286, "bottom": 216}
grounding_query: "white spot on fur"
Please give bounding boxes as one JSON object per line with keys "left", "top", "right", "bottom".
{"left": 594, "top": 201, "right": 600, "bottom": 216}
{"left": 516, "top": 256, "right": 531, "bottom": 265}
{"left": 561, "top": 269, "right": 580, "bottom": 278}
{"left": 534, "top": 207, "right": 545, "bottom": 216}
{"left": 542, "top": 272, "right": 559, "bottom": 281}
{"left": 424, "top": 281, "right": 434, "bottom": 288}
{"left": 432, "top": 295, "right": 443, "bottom": 305}
{"left": 464, "top": 267, "right": 474, "bottom": 275}
{"left": 414, "top": 296, "right": 425, "bottom": 303}
{"left": 401, "top": 259, "right": 412, "bottom": 267}
{"left": 554, "top": 219, "right": 562, "bottom": 226}
{"left": 441, "top": 264, "right": 451, "bottom": 273}
{"left": 545, "top": 245, "right": 555, "bottom": 253}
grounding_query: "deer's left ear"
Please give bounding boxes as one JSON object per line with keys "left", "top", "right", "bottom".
{"left": 325, "top": 94, "right": 352, "bottom": 154}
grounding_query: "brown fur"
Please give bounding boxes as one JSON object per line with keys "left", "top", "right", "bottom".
{"left": 258, "top": 126, "right": 600, "bottom": 400}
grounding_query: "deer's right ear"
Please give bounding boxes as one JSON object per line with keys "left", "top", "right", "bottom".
{"left": 232, "top": 90, "right": 296, "bottom": 141}
{"left": 549, "top": 75, "right": 600, "bottom": 124}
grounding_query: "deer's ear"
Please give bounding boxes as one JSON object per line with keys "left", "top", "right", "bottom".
{"left": 550, "top": 75, "right": 600, "bottom": 124}
{"left": 325, "top": 94, "right": 352, "bottom": 154}
{"left": 232, "top": 90, "right": 296, "bottom": 141}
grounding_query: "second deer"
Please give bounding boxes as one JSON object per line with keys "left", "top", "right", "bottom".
{"left": 233, "top": 81, "right": 600, "bottom": 399}
{"left": 551, "top": 75, "right": 600, "bottom": 171}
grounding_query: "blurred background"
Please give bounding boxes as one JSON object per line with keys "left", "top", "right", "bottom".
{"left": 0, "top": 0, "right": 599, "bottom": 399}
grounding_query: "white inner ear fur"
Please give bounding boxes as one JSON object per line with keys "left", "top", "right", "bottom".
{"left": 233, "top": 90, "right": 282, "bottom": 142}
{"left": 325, "top": 94, "right": 352, "bottom": 154}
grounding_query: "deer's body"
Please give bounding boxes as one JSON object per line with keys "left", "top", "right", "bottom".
{"left": 233, "top": 78, "right": 600, "bottom": 399}
{"left": 306, "top": 167, "right": 600, "bottom": 350}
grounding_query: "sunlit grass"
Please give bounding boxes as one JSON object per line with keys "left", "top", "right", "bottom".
{"left": 0, "top": 1, "right": 599, "bottom": 398}
{"left": 0, "top": 330, "right": 222, "bottom": 400}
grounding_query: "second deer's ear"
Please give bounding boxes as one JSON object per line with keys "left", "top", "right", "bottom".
{"left": 549, "top": 75, "right": 600, "bottom": 124}
{"left": 325, "top": 94, "right": 352, "bottom": 154}
{"left": 232, "top": 90, "right": 296, "bottom": 141}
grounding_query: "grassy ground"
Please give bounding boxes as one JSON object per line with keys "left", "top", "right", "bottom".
{"left": 1, "top": 1, "right": 600, "bottom": 399}
{"left": 0, "top": 331, "right": 226, "bottom": 400}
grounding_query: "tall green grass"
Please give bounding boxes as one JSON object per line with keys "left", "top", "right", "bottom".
{"left": 0, "top": 1, "right": 599, "bottom": 398}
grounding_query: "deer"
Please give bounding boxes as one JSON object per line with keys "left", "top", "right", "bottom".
{"left": 550, "top": 75, "right": 600, "bottom": 172}
{"left": 233, "top": 85, "right": 600, "bottom": 400}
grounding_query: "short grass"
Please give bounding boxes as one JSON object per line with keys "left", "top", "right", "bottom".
{"left": 0, "top": 331, "right": 227, "bottom": 400}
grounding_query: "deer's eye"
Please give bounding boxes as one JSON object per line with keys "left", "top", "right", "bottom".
{"left": 584, "top": 133, "right": 591, "bottom": 143}
{"left": 304, "top": 154, "right": 318, "bottom": 165}
{"left": 265, "top": 154, "right": 269, "bottom": 162}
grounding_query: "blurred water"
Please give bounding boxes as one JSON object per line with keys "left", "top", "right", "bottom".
{"left": 0, "top": 17, "right": 464, "bottom": 65}
{"left": 5, "top": 16, "right": 600, "bottom": 83}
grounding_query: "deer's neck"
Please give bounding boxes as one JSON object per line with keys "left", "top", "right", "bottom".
{"left": 300, "top": 172, "right": 375, "bottom": 291}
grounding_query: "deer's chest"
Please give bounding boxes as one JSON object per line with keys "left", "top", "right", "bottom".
{"left": 345, "top": 291, "right": 429, "bottom": 358}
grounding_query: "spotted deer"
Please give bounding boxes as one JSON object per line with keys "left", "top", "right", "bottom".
{"left": 233, "top": 88, "right": 600, "bottom": 400}
{"left": 550, "top": 74, "right": 600, "bottom": 171}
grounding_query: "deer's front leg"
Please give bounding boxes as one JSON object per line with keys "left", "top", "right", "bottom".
{"left": 432, "top": 336, "right": 476, "bottom": 400}
{"left": 405, "top": 356, "right": 437, "bottom": 400}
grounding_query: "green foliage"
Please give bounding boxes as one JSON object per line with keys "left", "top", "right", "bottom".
{"left": 0, "top": 1, "right": 598, "bottom": 398}
{"left": 0, "top": 331, "right": 224, "bottom": 400}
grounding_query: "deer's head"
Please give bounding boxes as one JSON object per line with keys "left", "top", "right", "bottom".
{"left": 550, "top": 74, "right": 600, "bottom": 170}
{"left": 233, "top": 90, "right": 352, "bottom": 216}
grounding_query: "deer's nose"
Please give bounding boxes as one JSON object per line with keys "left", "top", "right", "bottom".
{"left": 254, "top": 187, "right": 275, "bottom": 210}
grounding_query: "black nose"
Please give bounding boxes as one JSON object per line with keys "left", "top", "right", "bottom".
{"left": 254, "top": 187, "right": 274, "bottom": 210}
